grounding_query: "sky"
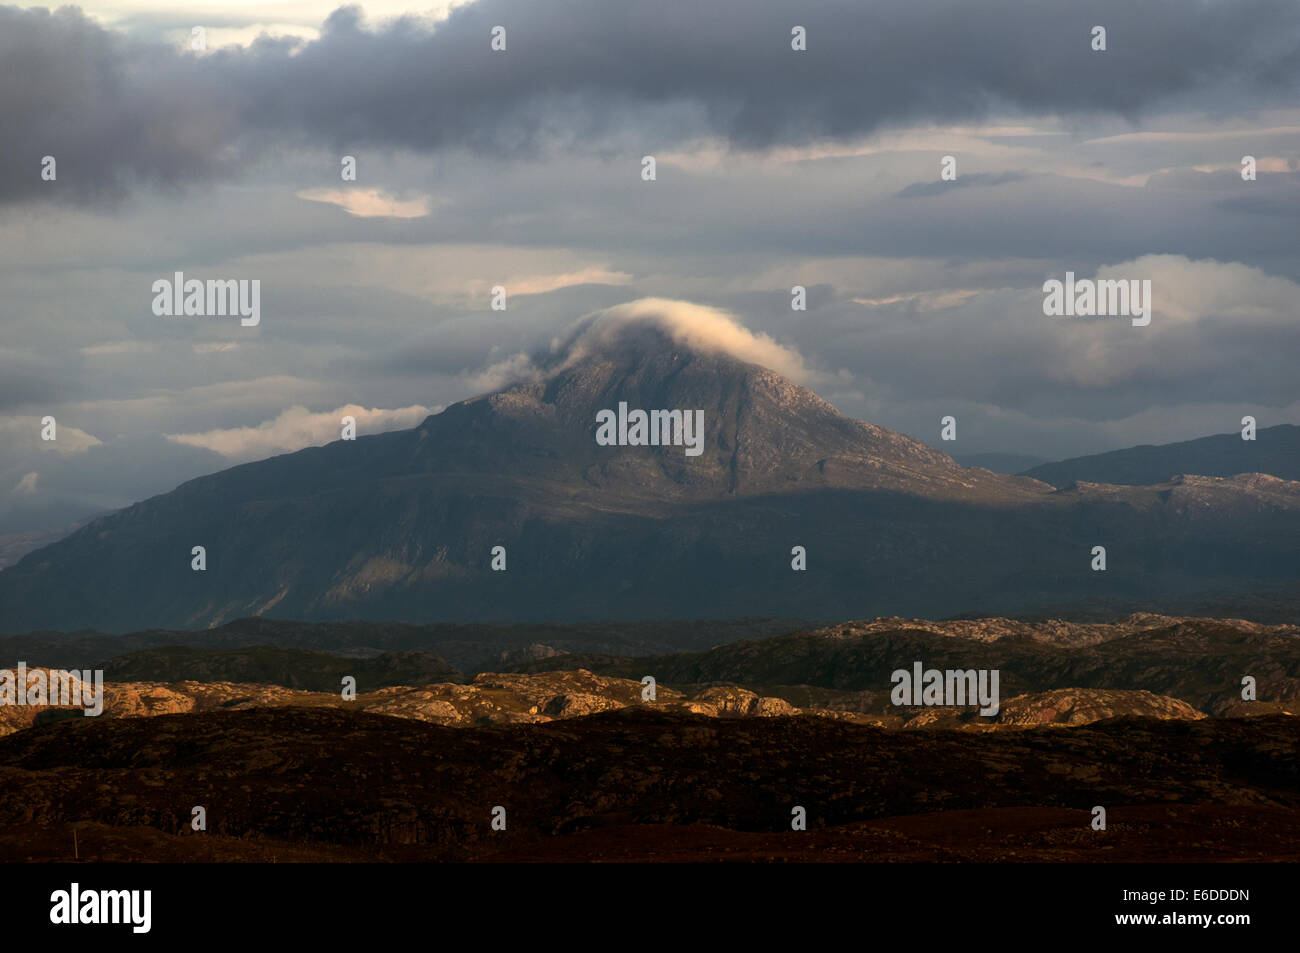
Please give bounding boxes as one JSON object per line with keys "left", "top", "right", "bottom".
{"left": 1, "top": 0, "right": 1299, "bottom": 545}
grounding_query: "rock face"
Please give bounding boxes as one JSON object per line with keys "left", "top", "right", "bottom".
{"left": 995, "top": 689, "right": 1206, "bottom": 726}
{"left": 689, "top": 686, "right": 799, "bottom": 717}
{"left": 0, "top": 669, "right": 200, "bottom": 736}
{"left": 3, "top": 322, "right": 1299, "bottom": 631}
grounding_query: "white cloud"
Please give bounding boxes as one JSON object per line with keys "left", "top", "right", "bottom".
{"left": 556, "top": 298, "right": 815, "bottom": 382}
{"left": 11, "top": 472, "right": 38, "bottom": 496}
{"left": 463, "top": 298, "right": 820, "bottom": 392}
{"left": 461, "top": 352, "right": 541, "bottom": 393}
{"left": 0, "top": 419, "right": 102, "bottom": 461}
{"left": 166, "top": 403, "right": 439, "bottom": 461}
{"left": 466, "top": 267, "right": 634, "bottom": 298}
{"left": 297, "top": 188, "right": 435, "bottom": 219}
{"left": 852, "top": 289, "right": 980, "bottom": 311}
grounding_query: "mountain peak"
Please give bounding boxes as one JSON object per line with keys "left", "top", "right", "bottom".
{"left": 538, "top": 298, "right": 816, "bottom": 384}
{"left": 11, "top": 300, "right": 1294, "bottom": 633}
{"left": 413, "top": 299, "right": 1026, "bottom": 502}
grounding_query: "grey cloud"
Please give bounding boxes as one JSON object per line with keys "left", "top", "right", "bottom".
{"left": 362, "top": 283, "right": 637, "bottom": 377}
{"left": 4, "top": 0, "right": 1300, "bottom": 205}
{"left": 0, "top": 6, "right": 248, "bottom": 206}
{"left": 895, "top": 172, "right": 1027, "bottom": 198}
{"left": 0, "top": 352, "right": 77, "bottom": 411}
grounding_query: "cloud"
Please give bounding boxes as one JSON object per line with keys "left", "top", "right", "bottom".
{"left": 165, "top": 402, "right": 438, "bottom": 460}
{"left": 4, "top": 0, "right": 1300, "bottom": 205}
{"left": 469, "top": 297, "right": 818, "bottom": 388}
{"left": 297, "top": 188, "right": 434, "bottom": 218}
{"left": 558, "top": 298, "right": 814, "bottom": 380}
{"left": 471, "top": 267, "right": 634, "bottom": 298}
{"left": 11, "top": 472, "right": 38, "bottom": 496}
{"left": 461, "top": 352, "right": 542, "bottom": 393}
{"left": 895, "top": 172, "right": 1027, "bottom": 198}
{"left": 819, "top": 254, "right": 1300, "bottom": 424}
{"left": 0, "top": 418, "right": 102, "bottom": 459}
{"left": 852, "top": 290, "right": 981, "bottom": 310}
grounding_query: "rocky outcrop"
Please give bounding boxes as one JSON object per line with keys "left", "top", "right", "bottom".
{"left": 0, "top": 668, "right": 806, "bottom": 734}
{"left": 995, "top": 689, "right": 1205, "bottom": 726}
{"left": 687, "top": 686, "right": 798, "bottom": 717}
{"left": 0, "top": 667, "right": 1224, "bottom": 737}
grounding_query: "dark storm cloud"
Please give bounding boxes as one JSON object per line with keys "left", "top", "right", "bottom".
{"left": 3, "top": 0, "right": 1300, "bottom": 205}
{"left": 0, "top": 6, "right": 251, "bottom": 205}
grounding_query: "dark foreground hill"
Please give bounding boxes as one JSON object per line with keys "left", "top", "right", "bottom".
{"left": 0, "top": 616, "right": 807, "bottom": 673}
{"left": 3, "top": 315, "right": 1298, "bottom": 630}
{"left": 100, "top": 645, "right": 460, "bottom": 692}
{"left": 1, "top": 707, "right": 1297, "bottom": 862}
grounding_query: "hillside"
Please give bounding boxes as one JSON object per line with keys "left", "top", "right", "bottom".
{"left": 1023, "top": 424, "right": 1300, "bottom": 487}
{"left": 3, "top": 316, "right": 1299, "bottom": 630}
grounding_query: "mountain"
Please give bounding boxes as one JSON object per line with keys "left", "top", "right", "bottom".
{"left": 3, "top": 314, "right": 1300, "bottom": 631}
{"left": 0, "top": 512, "right": 107, "bottom": 570}
{"left": 1022, "top": 424, "right": 1300, "bottom": 487}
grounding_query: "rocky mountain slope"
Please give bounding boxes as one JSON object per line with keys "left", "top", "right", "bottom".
{"left": 3, "top": 316, "right": 1298, "bottom": 630}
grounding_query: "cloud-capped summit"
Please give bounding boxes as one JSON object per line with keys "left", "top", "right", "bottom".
{"left": 477, "top": 298, "right": 816, "bottom": 389}
{"left": 2, "top": 318, "right": 1297, "bottom": 632}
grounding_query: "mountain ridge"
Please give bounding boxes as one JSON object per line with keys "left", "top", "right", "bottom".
{"left": 1022, "top": 424, "right": 1300, "bottom": 487}
{"left": 2, "top": 312, "right": 1298, "bottom": 631}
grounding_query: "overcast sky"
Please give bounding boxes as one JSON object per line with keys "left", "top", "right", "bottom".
{"left": 2, "top": 0, "right": 1299, "bottom": 541}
